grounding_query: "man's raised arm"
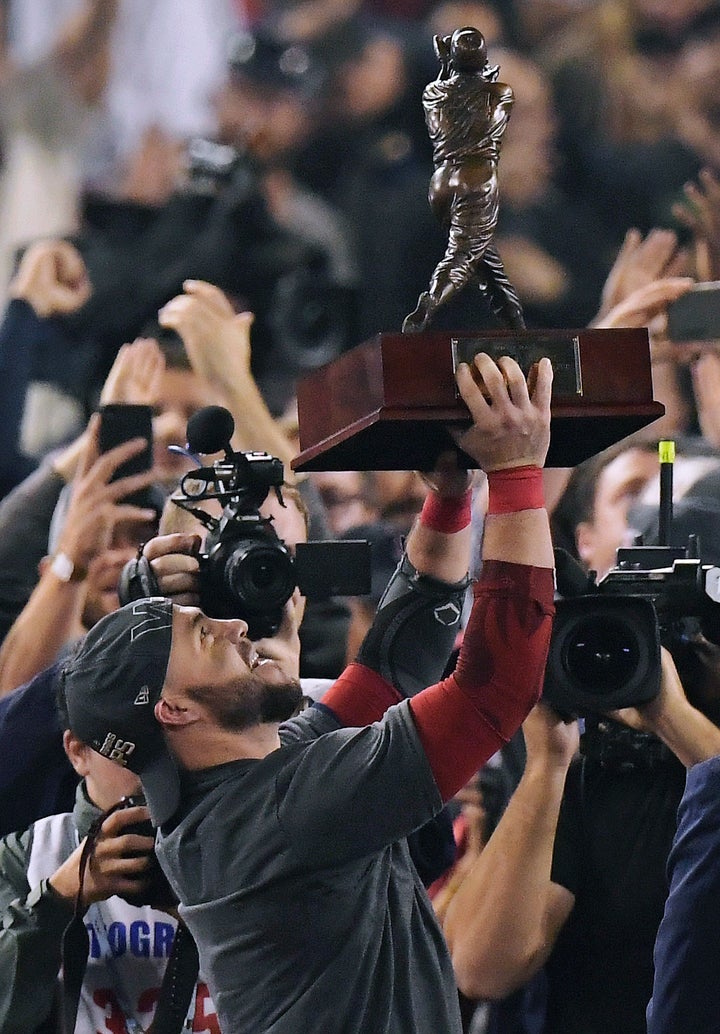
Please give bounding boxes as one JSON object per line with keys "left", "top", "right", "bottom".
{"left": 407, "top": 353, "right": 555, "bottom": 799}
{"left": 320, "top": 353, "right": 554, "bottom": 745}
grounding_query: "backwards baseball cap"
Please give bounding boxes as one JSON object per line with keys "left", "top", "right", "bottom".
{"left": 60, "top": 598, "right": 179, "bottom": 826}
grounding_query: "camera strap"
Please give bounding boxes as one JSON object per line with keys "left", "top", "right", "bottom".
{"left": 60, "top": 800, "right": 199, "bottom": 1034}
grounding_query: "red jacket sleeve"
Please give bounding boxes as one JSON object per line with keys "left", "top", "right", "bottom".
{"left": 409, "top": 561, "right": 554, "bottom": 800}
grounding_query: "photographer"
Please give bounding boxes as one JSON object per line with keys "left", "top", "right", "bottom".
{"left": 444, "top": 649, "right": 720, "bottom": 1034}
{"left": 0, "top": 683, "right": 218, "bottom": 1033}
{"left": 442, "top": 440, "right": 720, "bottom": 1034}
{"left": 52, "top": 28, "right": 357, "bottom": 419}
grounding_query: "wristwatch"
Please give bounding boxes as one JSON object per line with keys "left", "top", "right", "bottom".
{"left": 50, "top": 552, "right": 87, "bottom": 583}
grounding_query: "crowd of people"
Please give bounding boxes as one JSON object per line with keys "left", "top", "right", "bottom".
{"left": 4, "top": 0, "right": 720, "bottom": 1032}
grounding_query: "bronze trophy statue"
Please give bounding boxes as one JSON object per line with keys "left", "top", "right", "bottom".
{"left": 403, "top": 27, "right": 525, "bottom": 333}
{"left": 290, "top": 27, "right": 663, "bottom": 473}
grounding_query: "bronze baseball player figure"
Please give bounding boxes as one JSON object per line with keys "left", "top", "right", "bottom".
{"left": 403, "top": 27, "right": 525, "bottom": 333}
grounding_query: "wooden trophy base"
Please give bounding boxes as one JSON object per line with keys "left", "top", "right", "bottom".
{"left": 291, "top": 328, "right": 665, "bottom": 472}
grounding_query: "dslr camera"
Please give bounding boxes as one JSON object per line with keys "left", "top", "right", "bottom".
{"left": 120, "top": 406, "right": 370, "bottom": 639}
{"left": 97, "top": 795, "right": 177, "bottom": 908}
{"left": 545, "top": 541, "right": 720, "bottom": 717}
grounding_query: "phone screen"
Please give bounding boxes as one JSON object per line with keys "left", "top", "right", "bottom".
{"left": 98, "top": 404, "right": 154, "bottom": 505}
{"left": 667, "top": 283, "right": 720, "bottom": 342}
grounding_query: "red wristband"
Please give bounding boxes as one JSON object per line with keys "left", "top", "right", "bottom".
{"left": 487, "top": 466, "right": 544, "bottom": 514}
{"left": 420, "top": 489, "right": 472, "bottom": 533}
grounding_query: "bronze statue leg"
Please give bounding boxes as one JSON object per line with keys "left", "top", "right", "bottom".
{"left": 403, "top": 187, "right": 495, "bottom": 332}
{"left": 476, "top": 244, "right": 526, "bottom": 330}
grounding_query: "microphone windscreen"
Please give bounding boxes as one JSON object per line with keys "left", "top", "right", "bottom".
{"left": 186, "top": 406, "right": 235, "bottom": 455}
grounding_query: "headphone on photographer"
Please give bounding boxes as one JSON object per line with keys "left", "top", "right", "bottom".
{"left": 118, "top": 548, "right": 163, "bottom": 606}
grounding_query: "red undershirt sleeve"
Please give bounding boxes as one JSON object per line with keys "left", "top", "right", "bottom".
{"left": 319, "top": 662, "right": 403, "bottom": 727}
{"left": 409, "top": 560, "right": 555, "bottom": 801}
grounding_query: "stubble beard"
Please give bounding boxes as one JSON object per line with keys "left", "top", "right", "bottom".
{"left": 190, "top": 669, "right": 304, "bottom": 731}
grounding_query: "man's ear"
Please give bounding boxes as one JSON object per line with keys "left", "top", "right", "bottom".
{"left": 63, "top": 729, "right": 91, "bottom": 776}
{"left": 574, "top": 521, "right": 595, "bottom": 567}
{"left": 38, "top": 554, "right": 51, "bottom": 578}
{"left": 155, "top": 697, "right": 200, "bottom": 727}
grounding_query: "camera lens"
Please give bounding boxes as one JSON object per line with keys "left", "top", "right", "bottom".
{"left": 562, "top": 615, "right": 640, "bottom": 693}
{"left": 544, "top": 595, "right": 661, "bottom": 715}
{"left": 224, "top": 538, "right": 296, "bottom": 611}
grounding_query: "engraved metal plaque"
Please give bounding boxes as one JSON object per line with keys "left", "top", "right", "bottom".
{"left": 292, "top": 328, "right": 664, "bottom": 471}
{"left": 451, "top": 335, "right": 582, "bottom": 397}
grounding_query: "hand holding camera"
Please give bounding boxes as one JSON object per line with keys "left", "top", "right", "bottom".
{"left": 606, "top": 646, "right": 720, "bottom": 769}
{"left": 142, "top": 533, "right": 204, "bottom": 607}
{"left": 522, "top": 700, "right": 580, "bottom": 772}
{"left": 50, "top": 800, "right": 156, "bottom": 909}
{"left": 120, "top": 405, "right": 371, "bottom": 639}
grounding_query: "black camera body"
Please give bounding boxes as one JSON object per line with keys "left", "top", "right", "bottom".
{"left": 112, "top": 795, "right": 177, "bottom": 908}
{"left": 183, "top": 451, "right": 297, "bottom": 636}
{"left": 545, "top": 543, "right": 720, "bottom": 717}
{"left": 119, "top": 407, "right": 371, "bottom": 639}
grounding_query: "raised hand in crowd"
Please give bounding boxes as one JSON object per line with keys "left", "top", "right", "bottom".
{"left": 589, "top": 227, "right": 702, "bottom": 442}
{"left": 159, "top": 278, "right": 253, "bottom": 391}
{"left": 593, "top": 275, "right": 695, "bottom": 332}
{"left": 591, "top": 227, "right": 693, "bottom": 329}
{"left": 158, "top": 279, "right": 297, "bottom": 474}
{"left": 44, "top": 0, "right": 119, "bottom": 106}
{"left": 0, "top": 415, "right": 158, "bottom": 696}
{"left": 117, "top": 125, "right": 184, "bottom": 207}
{"left": 99, "top": 336, "right": 165, "bottom": 407}
{"left": 8, "top": 238, "right": 91, "bottom": 318}
{"left": 0, "top": 238, "right": 92, "bottom": 496}
{"left": 53, "top": 337, "right": 165, "bottom": 486}
{"left": 51, "top": 416, "right": 156, "bottom": 578}
{"left": 673, "top": 167, "right": 720, "bottom": 282}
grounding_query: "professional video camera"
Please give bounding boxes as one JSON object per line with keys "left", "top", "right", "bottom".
{"left": 545, "top": 543, "right": 720, "bottom": 717}
{"left": 120, "top": 406, "right": 370, "bottom": 639}
{"left": 545, "top": 444, "right": 720, "bottom": 718}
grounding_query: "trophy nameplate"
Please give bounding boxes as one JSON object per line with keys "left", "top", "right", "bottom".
{"left": 450, "top": 335, "right": 582, "bottom": 396}
{"left": 291, "top": 328, "right": 665, "bottom": 472}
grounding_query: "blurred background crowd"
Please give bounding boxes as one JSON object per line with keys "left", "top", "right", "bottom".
{"left": 5, "top": 0, "right": 720, "bottom": 450}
